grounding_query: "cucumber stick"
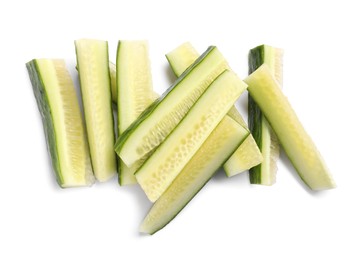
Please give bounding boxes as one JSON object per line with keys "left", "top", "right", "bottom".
{"left": 116, "top": 40, "right": 156, "bottom": 185}
{"left": 248, "top": 45, "right": 283, "bottom": 185}
{"left": 140, "top": 116, "right": 249, "bottom": 234}
{"left": 166, "top": 42, "right": 262, "bottom": 176}
{"left": 75, "top": 39, "right": 117, "bottom": 182}
{"left": 26, "top": 59, "right": 95, "bottom": 187}
{"left": 245, "top": 65, "right": 336, "bottom": 190}
{"left": 115, "top": 46, "right": 229, "bottom": 167}
{"left": 136, "top": 70, "right": 247, "bottom": 202}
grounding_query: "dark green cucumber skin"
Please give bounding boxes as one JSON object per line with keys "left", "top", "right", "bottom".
{"left": 248, "top": 46, "right": 265, "bottom": 184}
{"left": 114, "top": 46, "right": 216, "bottom": 154}
{"left": 26, "top": 60, "right": 63, "bottom": 186}
{"left": 147, "top": 133, "right": 248, "bottom": 235}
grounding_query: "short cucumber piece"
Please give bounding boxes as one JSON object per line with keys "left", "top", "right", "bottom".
{"left": 166, "top": 42, "right": 200, "bottom": 76}
{"left": 136, "top": 70, "right": 247, "bottom": 202}
{"left": 248, "top": 45, "right": 283, "bottom": 185}
{"left": 115, "top": 46, "right": 229, "bottom": 167}
{"left": 140, "top": 116, "right": 249, "bottom": 234}
{"left": 165, "top": 42, "right": 262, "bottom": 176}
{"left": 75, "top": 39, "right": 117, "bottom": 182}
{"left": 116, "top": 40, "right": 156, "bottom": 185}
{"left": 245, "top": 65, "right": 336, "bottom": 190}
{"left": 26, "top": 59, "right": 95, "bottom": 187}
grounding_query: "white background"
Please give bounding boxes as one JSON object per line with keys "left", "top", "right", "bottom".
{"left": 1, "top": 0, "right": 354, "bottom": 259}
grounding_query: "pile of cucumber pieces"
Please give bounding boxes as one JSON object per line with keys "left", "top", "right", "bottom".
{"left": 27, "top": 40, "right": 336, "bottom": 235}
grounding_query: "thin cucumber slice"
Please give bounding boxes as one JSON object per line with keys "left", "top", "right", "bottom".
{"left": 116, "top": 40, "right": 156, "bottom": 185}
{"left": 136, "top": 70, "right": 247, "bottom": 202}
{"left": 165, "top": 42, "right": 262, "bottom": 176}
{"left": 75, "top": 39, "right": 117, "bottom": 182}
{"left": 248, "top": 45, "right": 283, "bottom": 185}
{"left": 115, "top": 46, "right": 229, "bottom": 167}
{"left": 26, "top": 59, "right": 95, "bottom": 187}
{"left": 245, "top": 65, "right": 336, "bottom": 190}
{"left": 140, "top": 116, "right": 249, "bottom": 234}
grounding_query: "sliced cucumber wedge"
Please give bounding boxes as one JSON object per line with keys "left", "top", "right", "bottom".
{"left": 116, "top": 40, "right": 156, "bottom": 185}
{"left": 140, "top": 116, "right": 249, "bottom": 234}
{"left": 136, "top": 70, "right": 247, "bottom": 202}
{"left": 75, "top": 39, "right": 117, "bottom": 182}
{"left": 115, "top": 46, "right": 229, "bottom": 167}
{"left": 165, "top": 42, "right": 262, "bottom": 176}
{"left": 26, "top": 59, "right": 95, "bottom": 187}
{"left": 245, "top": 65, "right": 336, "bottom": 190}
{"left": 248, "top": 45, "right": 283, "bottom": 185}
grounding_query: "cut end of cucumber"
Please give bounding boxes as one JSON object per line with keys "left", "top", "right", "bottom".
{"left": 224, "top": 134, "right": 263, "bottom": 177}
{"left": 166, "top": 42, "right": 200, "bottom": 76}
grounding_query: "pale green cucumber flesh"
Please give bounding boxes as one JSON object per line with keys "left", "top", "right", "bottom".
{"left": 136, "top": 70, "right": 247, "bottom": 202}
{"left": 115, "top": 46, "right": 229, "bottom": 167}
{"left": 166, "top": 42, "right": 262, "bottom": 176}
{"left": 75, "top": 39, "right": 117, "bottom": 182}
{"left": 245, "top": 65, "right": 336, "bottom": 190}
{"left": 140, "top": 116, "right": 249, "bottom": 234}
{"left": 248, "top": 45, "right": 283, "bottom": 185}
{"left": 26, "top": 59, "right": 94, "bottom": 187}
{"left": 166, "top": 42, "right": 200, "bottom": 76}
{"left": 116, "top": 40, "right": 156, "bottom": 185}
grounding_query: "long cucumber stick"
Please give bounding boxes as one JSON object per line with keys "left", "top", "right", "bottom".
{"left": 248, "top": 45, "right": 283, "bottom": 185}
{"left": 75, "top": 39, "right": 117, "bottom": 182}
{"left": 26, "top": 59, "right": 95, "bottom": 187}
{"left": 116, "top": 40, "right": 156, "bottom": 185}
{"left": 136, "top": 70, "right": 247, "bottom": 202}
{"left": 140, "top": 116, "right": 249, "bottom": 234}
{"left": 115, "top": 46, "right": 230, "bottom": 167}
{"left": 165, "top": 42, "right": 262, "bottom": 176}
{"left": 245, "top": 65, "right": 336, "bottom": 190}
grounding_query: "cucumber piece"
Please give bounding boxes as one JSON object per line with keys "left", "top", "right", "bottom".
{"left": 26, "top": 59, "right": 95, "bottom": 187}
{"left": 248, "top": 45, "right": 283, "bottom": 185}
{"left": 116, "top": 40, "right": 156, "bottom": 185}
{"left": 115, "top": 46, "right": 229, "bottom": 167}
{"left": 140, "top": 116, "right": 249, "bottom": 234}
{"left": 75, "top": 39, "right": 117, "bottom": 182}
{"left": 166, "top": 42, "right": 200, "bottom": 76}
{"left": 109, "top": 62, "right": 117, "bottom": 103}
{"left": 165, "top": 42, "right": 262, "bottom": 176}
{"left": 136, "top": 70, "right": 247, "bottom": 202}
{"left": 224, "top": 108, "right": 264, "bottom": 176}
{"left": 245, "top": 65, "right": 336, "bottom": 190}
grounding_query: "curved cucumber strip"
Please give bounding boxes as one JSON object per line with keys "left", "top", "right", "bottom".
{"left": 116, "top": 40, "right": 156, "bottom": 185}
{"left": 245, "top": 65, "right": 336, "bottom": 190}
{"left": 165, "top": 42, "right": 262, "bottom": 176}
{"left": 248, "top": 45, "right": 283, "bottom": 185}
{"left": 75, "top": 39, "right": 117, "bottom": 182}
{"left": 136, "top": 70, "right": 247, "bottom": 202}
{"left": 115, "top": 46, "right": 229, "bottom": 167}
{"left": 26, "top": 59, "right": 95, "bottom": 187}
{"left": 140, "top": 116, "right": 249, "bottom": 234}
